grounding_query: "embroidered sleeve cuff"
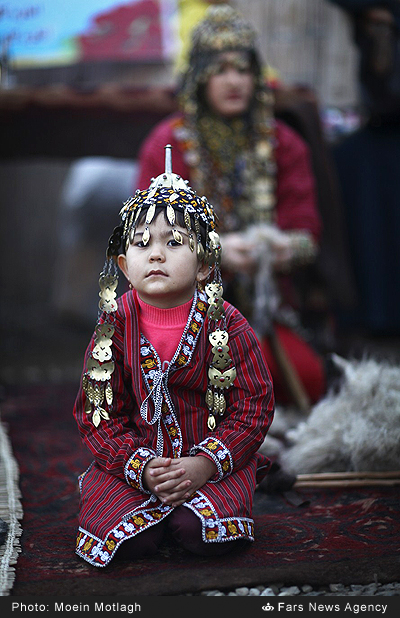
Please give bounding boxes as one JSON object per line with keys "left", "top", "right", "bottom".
{"left": 124, "top": 447, "right": 157, "bottom": 493}
{"left": 190, "top": 437, "right": 233, "bottom": 482}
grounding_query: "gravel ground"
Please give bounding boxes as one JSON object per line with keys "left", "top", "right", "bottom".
{"left": 189, "top": 581, "right": 400, "bottom": 596}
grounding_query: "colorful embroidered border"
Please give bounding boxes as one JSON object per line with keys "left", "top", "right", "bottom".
{"left": 124, "top": 447, "right": 156, "bottom": 493}
{"left": 76, "top": 499, "right": 173, "bottom": 567}
{"left": 76, "top": 491, "right": 254, "bottom": 566}
{"left": 190, "top": 436, "right": 233, "bottom": 481}
{"left": 160, "top": 399, "right": 182, "bottom": 458}
{"left": 139, "top": 341, "right": 183, "bottom": 458}
{"left": 175, "top": 295, "right": 207, "bottom": 367}
{"left": 139, "top": 292, "right": 207, "bottom": 379}
{"left": 186, "top": 491, "right": 254, "bottom": 542}
{"left": 139, "top": 290, "right": 208, "bottom": 458}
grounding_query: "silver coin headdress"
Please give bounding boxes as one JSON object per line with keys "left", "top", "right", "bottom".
{"left": 116, "top": 145, "right": 220, "bottom": 263}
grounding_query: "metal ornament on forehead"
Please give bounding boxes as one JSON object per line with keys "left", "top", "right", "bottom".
{"left": 119, "top": 144, "right": 220, "bottom": 265}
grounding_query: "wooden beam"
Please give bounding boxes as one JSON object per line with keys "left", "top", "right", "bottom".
{"left": 295, "top": 470, "right": 400, "bottom": 488}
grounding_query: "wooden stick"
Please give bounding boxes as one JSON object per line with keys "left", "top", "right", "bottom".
{"left": 267, "top": 330, "right": 311, "bottom": 414}
{"left": 296, "top": 470, "right": 400, "bottom": 482}
{"left": 295, "top": 479, "right": 400, "bottom": 488}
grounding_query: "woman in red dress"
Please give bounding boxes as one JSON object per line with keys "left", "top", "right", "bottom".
{"left": 137, "top": 5, "right": 326, "bottom": 408}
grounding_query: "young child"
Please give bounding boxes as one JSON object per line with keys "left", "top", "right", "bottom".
{"left": 73, "top": 145, "right": 275, "bottom": 567}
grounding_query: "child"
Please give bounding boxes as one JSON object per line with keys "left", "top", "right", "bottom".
{"left": 73, "top": 145, "right": 275, "bottom": 567}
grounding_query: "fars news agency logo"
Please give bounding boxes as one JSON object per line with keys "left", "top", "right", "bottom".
{"left": 262, "top": 603, "right": 275, "bottom": 611}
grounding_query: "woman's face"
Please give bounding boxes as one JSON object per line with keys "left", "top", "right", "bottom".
{"left": 205, "top": 51, "right": 255, "bottom": 117}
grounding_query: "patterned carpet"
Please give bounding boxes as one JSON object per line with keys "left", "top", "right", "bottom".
{"left": 1, "top": 383, "right": 399, "bottom": 596}
{"left": 0, "top": 420, "right": 23, "bottom": 596}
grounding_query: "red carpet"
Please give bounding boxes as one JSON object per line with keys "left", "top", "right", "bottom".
{"left": 1, "top": 383, "right": 399, "bottom": 596}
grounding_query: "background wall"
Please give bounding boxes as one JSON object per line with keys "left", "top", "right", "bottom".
{"left": 233, "top": 0, "right": 359, "bottom": 107}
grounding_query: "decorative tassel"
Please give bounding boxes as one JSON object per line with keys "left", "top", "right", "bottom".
{"left": 142, "top": 226, "right": 150, "bottom": 246}
{"left": 167, "top": 202, "right": 176, "bottom": 225}
{"left": 145, "top": 203, "right": 156, "bottom": 225}
{"left": 172, "top": 229, "right": 183, "bottom": 244}
{"left": 207, "top": 413, "right": 217, "bottom": 431}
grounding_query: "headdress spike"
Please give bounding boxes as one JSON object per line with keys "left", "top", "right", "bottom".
{"left": 165, "top": 144, "right": 172, "bottom": 175}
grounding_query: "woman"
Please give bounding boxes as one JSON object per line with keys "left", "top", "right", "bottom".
{"left": 137, "top": 4, "right": 326, "bottom": 408}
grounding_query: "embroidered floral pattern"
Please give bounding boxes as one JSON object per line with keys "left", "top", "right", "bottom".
{"left": 186, "top": 491, "right": 254, "bottom": 543}
{"left": 190, "top": 436, "right": 233, "bottom": 481}
{"left": 76, "top": 500, "right": 173, "bottom": 567}
{"left": 125, "top": 447, "right": 156, "bottom": 493}
{"left": 76, "top": 490, "right": 254, "bottom": 566}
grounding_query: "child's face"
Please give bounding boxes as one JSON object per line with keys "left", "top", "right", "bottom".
{"left": 118, "top": 212, "right": 209, "bottom": 308}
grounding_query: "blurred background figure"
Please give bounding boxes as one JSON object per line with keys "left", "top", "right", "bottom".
{"left": 329, "top": 0, "right": 400, "bottom": 336}
{"left": 52, "top": 158, "right": 138, "bottom": 325}
{"left": 137, "top": 4, "right": 329, "bottom": 409}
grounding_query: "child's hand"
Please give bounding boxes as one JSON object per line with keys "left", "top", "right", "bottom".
{"left": 156, "top": 456, "right": 217, "bottom": 508}
{"left": 143, "top": 457, "right": 192, "bottom": 504}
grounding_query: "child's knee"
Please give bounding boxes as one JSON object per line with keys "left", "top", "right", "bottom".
{"left": 115, "top": 522, "right": 165, "bottom": 560}
{"left": 168, "top": 505, "right": 201, "bottom": 546}
{"left": 168, "top": 506, "right": 249, "bottom": 556}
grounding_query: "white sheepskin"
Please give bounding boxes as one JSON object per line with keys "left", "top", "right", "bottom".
{"left": 260, "top": 354, "right": 400, "bottom": 474}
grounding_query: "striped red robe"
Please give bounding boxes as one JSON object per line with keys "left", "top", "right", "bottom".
{"left": 73, "top": 289, "right": 274, "bottom": 567}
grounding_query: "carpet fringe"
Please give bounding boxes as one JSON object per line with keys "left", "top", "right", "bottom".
{"left": 0, "top": 419, "right": 24, "bottom": 596}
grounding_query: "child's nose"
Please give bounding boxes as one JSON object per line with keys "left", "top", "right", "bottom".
{"left": 149, "top": 243, "right": 165, "bottom": 261}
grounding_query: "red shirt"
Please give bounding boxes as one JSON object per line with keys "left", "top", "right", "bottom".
{"left": 138, "top": 296, "right": 192, "bottom": 365}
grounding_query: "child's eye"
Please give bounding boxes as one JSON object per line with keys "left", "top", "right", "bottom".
{"left": 167, "top": 239, "right": 181, "bottom": 247}
{"left": 133, "top": 240, "right": 145, "bottom": 248}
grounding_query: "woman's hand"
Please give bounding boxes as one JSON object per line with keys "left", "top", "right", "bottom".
{"left": 220, "top": 233, "right": 257, "bottom": 274}
{"left": 268, "top": 233, "right": 294, "bottom": 270}
{"left": 221, "top": 230, "right": 295, "bottom": 274}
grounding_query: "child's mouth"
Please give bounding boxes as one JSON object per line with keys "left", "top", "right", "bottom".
{"left": 147, "top": 270, "right": 167, "bottom": 277}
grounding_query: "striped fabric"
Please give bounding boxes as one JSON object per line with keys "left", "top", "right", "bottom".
{"left": 73, "top": 290, "right": 274, "bottom": 566}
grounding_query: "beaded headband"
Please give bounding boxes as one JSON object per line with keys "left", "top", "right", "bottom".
{"left": 82, "top": 145, "right": 236, "bottom": 432}
{"left": 111, "top": 145, "right": 220, "bottom": 265}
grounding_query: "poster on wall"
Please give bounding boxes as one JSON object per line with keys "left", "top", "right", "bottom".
{"left": 0, "top": 0, "right": 178, "bottom": 68}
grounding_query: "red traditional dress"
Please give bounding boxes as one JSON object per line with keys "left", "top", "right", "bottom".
{"left": 74, "top": 288, "right": 274, "bottom": 567}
